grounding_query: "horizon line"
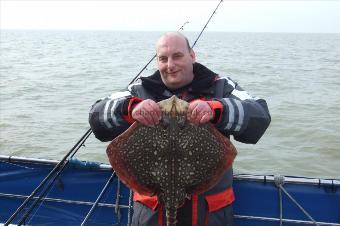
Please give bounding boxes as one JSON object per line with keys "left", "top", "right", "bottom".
{"left": 1, "top": 28, "right": 339, "bottom": 34}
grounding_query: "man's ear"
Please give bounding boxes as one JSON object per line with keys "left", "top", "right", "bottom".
{"left": 190, "top": 49, "right": 196, "bottom": 63}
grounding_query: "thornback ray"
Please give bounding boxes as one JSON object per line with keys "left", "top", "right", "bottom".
{"left": 106, "top": 95, "right": 237, "bottom": 226}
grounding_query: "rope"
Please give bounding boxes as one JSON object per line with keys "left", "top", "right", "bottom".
{"left": 279, "top": 185, "right": 283, "bottom": 226}
{"left": 115, "top": 179, "right": 122, "bottom": 223}
{"left": 0, "top": 192, "right": 130, "bottom": 208}
{"left": 127, "top": 189, "right": 133, "bottom": 226}
{"left": 274, "top": 175, "right": 319, "bottom": 226}
{"left": 81, "top": 172, "right": 116, "bottom": 226}
{"left": 274, "top": 175, "right": 284, "bottom": 226}
{"left": 234, "top": 214, "right": 340, "bottom": 226}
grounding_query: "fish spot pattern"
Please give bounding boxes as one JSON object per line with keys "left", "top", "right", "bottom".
{"left": 106, "top": 96, "right": 237, "bottom": 226}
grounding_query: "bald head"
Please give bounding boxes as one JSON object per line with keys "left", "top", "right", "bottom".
{"left": 156, "top": 32, "right": 191, "bottom": 52}
{"left": 155, "top": 32, "right": 196, "bottom": 90}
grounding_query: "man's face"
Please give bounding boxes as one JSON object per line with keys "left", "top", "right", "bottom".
{"left": 156, "top": 35, "right": 196, "bottom": 90}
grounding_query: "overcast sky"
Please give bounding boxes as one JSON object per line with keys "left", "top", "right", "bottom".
{"left": 1, "top": 1, "right": 340, "bottom": 33}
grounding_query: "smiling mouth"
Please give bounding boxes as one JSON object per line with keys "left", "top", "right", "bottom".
{"left": 167, "top": 70, "right": 180, "bottom": 75}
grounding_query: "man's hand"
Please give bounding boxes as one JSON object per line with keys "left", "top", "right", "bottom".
{"left": 187, "top": 100, "right": 214, "bottom": 124}
{"left": 132, "top": 99, "right": 161, "bottom": 126}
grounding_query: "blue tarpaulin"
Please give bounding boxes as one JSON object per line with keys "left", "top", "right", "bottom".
{"left": 1, "top": 157, "right": 339, "bottom": 226}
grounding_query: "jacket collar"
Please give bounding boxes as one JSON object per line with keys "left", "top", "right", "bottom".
{"left": 140, "top": 62, "right": 217, "bottom": 97}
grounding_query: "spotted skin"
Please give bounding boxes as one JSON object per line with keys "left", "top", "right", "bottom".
{"left": 106, "top": 96, "right": 237, "bottom": 226}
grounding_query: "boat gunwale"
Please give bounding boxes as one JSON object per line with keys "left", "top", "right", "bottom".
{"left": 0, "top": 192, "right": 130, "bottom": 209}
{"left": 1, "top": 155, "right": 339, "bottom": 186}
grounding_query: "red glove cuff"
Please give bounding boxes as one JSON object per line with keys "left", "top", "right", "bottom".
{"left": 123, "top": 97, "right": 142, "bottom": 124}
{"left": 206, "top": 100, "right": 223, "bottom": 124}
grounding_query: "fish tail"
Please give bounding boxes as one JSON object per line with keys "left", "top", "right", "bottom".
{"left": 166, "top": 207, "right": 177, "bottom": 226}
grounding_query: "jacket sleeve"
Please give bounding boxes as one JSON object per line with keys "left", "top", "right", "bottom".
{"left": 215, "top": 77, "right": 271, "bottom": 144}
{"left": 88, "top": 90, "right": 132, "bottom": 142}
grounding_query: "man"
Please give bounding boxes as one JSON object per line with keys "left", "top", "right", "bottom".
{"left": 89, "top": 32, "right": 271, "bottom": 226}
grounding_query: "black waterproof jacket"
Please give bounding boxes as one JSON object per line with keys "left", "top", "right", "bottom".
{"left": 89, "top": 63, "right": 270, "bottom": 144}
{"left": 89, "top": 62, "right": 271, "bottom": 226}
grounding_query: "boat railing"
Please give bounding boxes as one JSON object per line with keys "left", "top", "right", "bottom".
{"left": 1, "top": 155, "right": 339, "bottom": 226}
{"left": 2, "top": 155, "right": 339, "bottom": 186}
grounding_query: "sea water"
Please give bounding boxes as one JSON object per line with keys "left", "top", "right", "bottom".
{"left": 1, "top": 30, "right": 340, "bottom": 178}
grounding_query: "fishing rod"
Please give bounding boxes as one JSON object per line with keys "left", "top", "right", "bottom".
{"left": 4, "top": 23, "right": 190, "bottom": 226}
{"left": 5, "top": 128, "right": 92, "bottom": 225}
{"left": 5, "top": 1, "right": 223, "bottom": 224}
{"left": 5, "top": 22, "right": 190, "bottom": 226}
{"left": 129, "top": 0, "right": 223, "bottom": 85}
{"left": 5, "top": 21, "right": 192, "bottom": 226}
{"left": 192, "top": 0, "right": 223, "bottom": 49}
{"left": 16, "top": 130, "right": 92, "bottom": 226}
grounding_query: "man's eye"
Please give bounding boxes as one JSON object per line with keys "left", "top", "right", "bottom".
{"left": 159, "top": 57, "right": 167, "bottom": 62}
{"left": 173, "top": 54, "right": 183, "bottom": 59}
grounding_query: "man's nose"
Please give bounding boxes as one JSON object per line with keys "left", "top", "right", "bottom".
{"left": 167, "top": 58, "right": 175, "bottom": 70}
